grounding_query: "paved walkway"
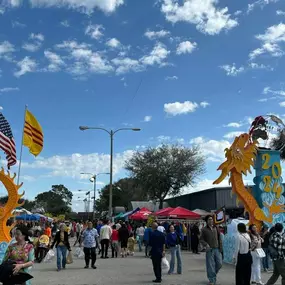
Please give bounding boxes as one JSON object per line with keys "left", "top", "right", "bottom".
{"left": 32, "top": 249, "right": 279, "bottom": 285}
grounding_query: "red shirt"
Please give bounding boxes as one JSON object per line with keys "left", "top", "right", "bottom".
{"left": 112, "top": 229, "right": 119, "bottom": 241}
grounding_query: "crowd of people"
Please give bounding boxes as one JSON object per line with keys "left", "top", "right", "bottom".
{"left": 2, "top": 216, "right": 285, "bottom": 285}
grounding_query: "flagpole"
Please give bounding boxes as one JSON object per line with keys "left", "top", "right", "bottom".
{"left": 17, "top": 105, "right": 27, "bottom": 185}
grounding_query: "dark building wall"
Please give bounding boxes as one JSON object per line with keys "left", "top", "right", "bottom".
{"left": 166, "top": 187, "right": 244, "bottom": 212}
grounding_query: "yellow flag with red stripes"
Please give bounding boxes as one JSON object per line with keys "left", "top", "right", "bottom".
{"left": 23, "top": 109, "right": 43, "bottom": 156}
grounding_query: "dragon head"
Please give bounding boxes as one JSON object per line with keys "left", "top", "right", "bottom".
{"left": 213, "top": 133, "right": 258, "bottom": 184}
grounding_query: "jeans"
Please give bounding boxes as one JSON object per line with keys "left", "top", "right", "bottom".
{"left": 56, "top": 245, "right": 67, "bottom": 270}
{"left": 138, "top": 236, "right": 144, "bottom": 252}
{"left": 112, "top": 241, "right": 119, "bottom": 258}
{"left": 263, "top": 248, "right": 272, "bottom": 270}
{"left": 251, "top": 251, "right": 262, "bottom": 283}
{"left": 206, "top": 248, "right": 222, "bottom": 284}
{"left": 266, "top": 259, "right": 285, "bottom": 285}
{"left": 151, "top": 255, "right": 162, "bottom": 281}
{"left": 83, "top": 247, "right": 96, "bottom": 267}
{"left": 169, "top": 245, "right": 182, "bottom": 274}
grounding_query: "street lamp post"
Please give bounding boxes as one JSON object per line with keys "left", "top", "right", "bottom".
{"left": 80, "top": 172, "right": 109, "bottom": 220}
{"left": 79, "top": 126, "right": 141, "bottom": 218}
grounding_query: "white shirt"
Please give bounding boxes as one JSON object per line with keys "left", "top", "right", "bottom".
{"left": 100, "top": 225, "right": 112, "bottom": 240}
{"left": 116, "top": 223, "right": 121, "bottom": 230}
{"left": 157, "top": 226, "right": 165, "bottom": 233}
{"left": 234, "top": 233, "right": 251, "bottom": 260}
{"left": 136, "top": 226, "right": 145, "bottom": 236}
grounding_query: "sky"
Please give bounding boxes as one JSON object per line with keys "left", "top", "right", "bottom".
{"left": 0, "top": 0, "right": 285, "bottom": 212}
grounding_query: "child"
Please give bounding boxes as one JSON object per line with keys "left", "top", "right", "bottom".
{"left": 111, "top": 225, "right": 119, "bottom": 258}
{"left": 127, "top": 233, "right": 135, "bottom": 256}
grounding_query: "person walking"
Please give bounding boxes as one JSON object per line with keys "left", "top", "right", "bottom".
{"left": 149, "top": 222, "right": 166, "bottom": 283}
{"left": 266, "top": 223, "right": 285, "bottom": 285}
{"left": 233, "top": 223, "right": 252, "bottom": 285}
{"left": 136, "top": 224, "right": 145, "bottom": 252}
{"left": 111, "top": 224, "right": 119, "bottom": 258}
{"left": 100, "top": 220, "right": 112, "bottom": 258}
{"left": 80, "top": 221, "right": 99, "bottom": 269}
{"left": 191, "top": 222, "right": 200, "bottom": 254}
{"left": 51, "top": 223, "right": 71, "bottom": 272}
{"left": 200, "top": 215, "right": 223, "bottom": 285}
{"left": 249, "top": 224, "right": 264, "bottom": 285}
{"left": 144, "top": 225, "right": 152, "bottom": 257}
{"left": 261, "top": 225, "right": 271, "bottom": 272}
{"left": 118, "top": 223, "right": 129, "bottom": 258}
{"left": 74, "top": 221, "right": 83, "bottom": 247}
{"left": 166, "top": 224, "right": 182, "bottom": 275}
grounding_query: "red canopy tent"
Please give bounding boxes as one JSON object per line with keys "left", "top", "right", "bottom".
{"left": 154, "top": 207, "right": 174, "bottom": 217}
{"left": 130, "top": 207, "right": 152, "bottom": 220}
{"left": 167, "top": 207, "right": 200, "bottom": 219}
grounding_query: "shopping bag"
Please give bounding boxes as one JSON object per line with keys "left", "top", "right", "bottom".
{"left": 43, "top": 249, "right": 55, "bottom": 263}
{"left": 66, "top": 251, "right": 73, "bottom": 264}
{"left": 74, "top": 247, "right": 84, "bottom": 259}
{"left": 161, "top": 257, "right": 170, "bottom": 273}
{"left": 255, "top": 248, "right": 266, "bottom": 258}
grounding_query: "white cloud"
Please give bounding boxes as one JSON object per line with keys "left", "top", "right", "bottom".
{"left": 234, "top": 10, "right": 242, "bottom": 16}
{"left": 220, "top": 63, "right": 245, "bottom": 76}
{"left": 247, "top": 0, "right": 279, "bottom": 13}
{"left": 176, "top": 40, "right": 197, "bottom": 55}
{"left": 22, "top": 42, "right": 41, "bottom": 52}
{"left": 249, "top": 23, "right": 285, "bottom": 59}
{"left": 144, "top": 29, "right": 170, "bottom": 40}
{"left": 200, "top": 101, "right": 210, "bottom": 108}
{"left": 190, "top": 136, "right": 231, "bottom": 162}
{"left": 0, "top": 41, "right": 15, "bottom": 57}
{"left": 164, "top": 101, "right": 199, "bottom": 116}
{"left": 28, "top": 0, "right": 124, "bottom": 14}
{"left": 112, "top": 57, "right": 142, "bottom": 74}
{"left": 60, "top": 20, "right": 70, "bottom": 27}
{"left": 225, "top": 122, "right": 242, "bottom": 128}
{"left": 0, "top": 87, "right": 19, "bottom": 93}
{"left": 279, "top": 101, "right": 285, "bottom": 107}
{"left": 22, "top": 150, "right": 134, "bottom": 179}
{"left": 30, "top": 33, "right": 44, "bottom": 41}
{"left": 141, "top": 42, "right": 170, "bottom": 66}
{"left": 144, "top": 115, "right": 152, "bottom": 122}
{"left": 263, "top": 86, "right": 285, "bottom": 96}
{"left": 277, "top": 10, "right": 285, "bottom": 16}
{"left": 85, "top": 24, "right": 104, "bottom": 40}
{"left": 44, "top": 50, "right": 65, "bottom": 72}
{"left": 0, "top": 106, "right": 3, "bottom": 110}
{"left": 106, "top": 38, "right": 121, "bottom": 48}
{"left": 223, "top": 131, "right": 244, "bottom": 139}
{"left": 14, "top": 56, "right": 37, "bottom": 77}
{"left": 165, "top": 75, "right": 178, "bottom": 80}
{"left": 161, "top": 0, "right": 238, "bottom": 35}
{"left": 11, "top": 20, "right": 26, "bottom": 28}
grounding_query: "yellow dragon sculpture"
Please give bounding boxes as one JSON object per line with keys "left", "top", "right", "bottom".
{"left": 0, "top": 168, "right": 24, "bottom": 242}
{"left": 213, "top": 133, "right": 285, "bottom": 230}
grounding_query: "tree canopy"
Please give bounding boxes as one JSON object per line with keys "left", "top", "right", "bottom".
{"left": 96, "top": 177, "right": 147, "bottom": 212}
{"left": 34, "top": 184, "right": 73, "bottom": 215}
{"left": 125, "top": 144, "right": 205, "bottom": 208}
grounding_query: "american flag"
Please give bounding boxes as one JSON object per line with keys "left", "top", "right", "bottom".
{"left": 0, "top": 113, "right": 16, "bottom": 168}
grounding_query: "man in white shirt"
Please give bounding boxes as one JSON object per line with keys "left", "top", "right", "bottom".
{"left": 136, "top": 224, "right": 145, "bottom": 252}
{"left": 157, "top": 223, "right": 166, "bottom": 234}
{"left": 100, "top": 220, "right": 112, "bottom": 259}
{"left": 74, "top": 221, "right": 83, "bottom": 246}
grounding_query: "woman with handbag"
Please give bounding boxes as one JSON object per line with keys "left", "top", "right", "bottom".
{"left": 51, "top": 224, "right": 71, "bottom": 271}
{"left": 249, "top": 224, "right": 264, "bottom": 285}
{"left": 233, "top": 223, "right": 252, "bottom": 285}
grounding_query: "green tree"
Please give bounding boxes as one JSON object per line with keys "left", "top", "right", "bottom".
{"left": 35, "top": 184, "right": 73, "bottom": 215}
{"left": 125, "top": 144, "right": 205, "bottom": 209}
{"left": 96, "top": 178, "right": 147, "bottom": 212}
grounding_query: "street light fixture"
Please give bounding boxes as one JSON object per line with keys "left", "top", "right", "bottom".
{"left": 79, "top": 126, "right": 141, "bottom": 218}
{"left": 80, "top": 172, "right": 110, "bottom": 219}
{"left": 78, "top": 190, "right": 91, "bottom": 218}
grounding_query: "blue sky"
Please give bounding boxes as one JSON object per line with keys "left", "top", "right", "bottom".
{"left": 0, "top": 0, "right": 285, "bottom": 211}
